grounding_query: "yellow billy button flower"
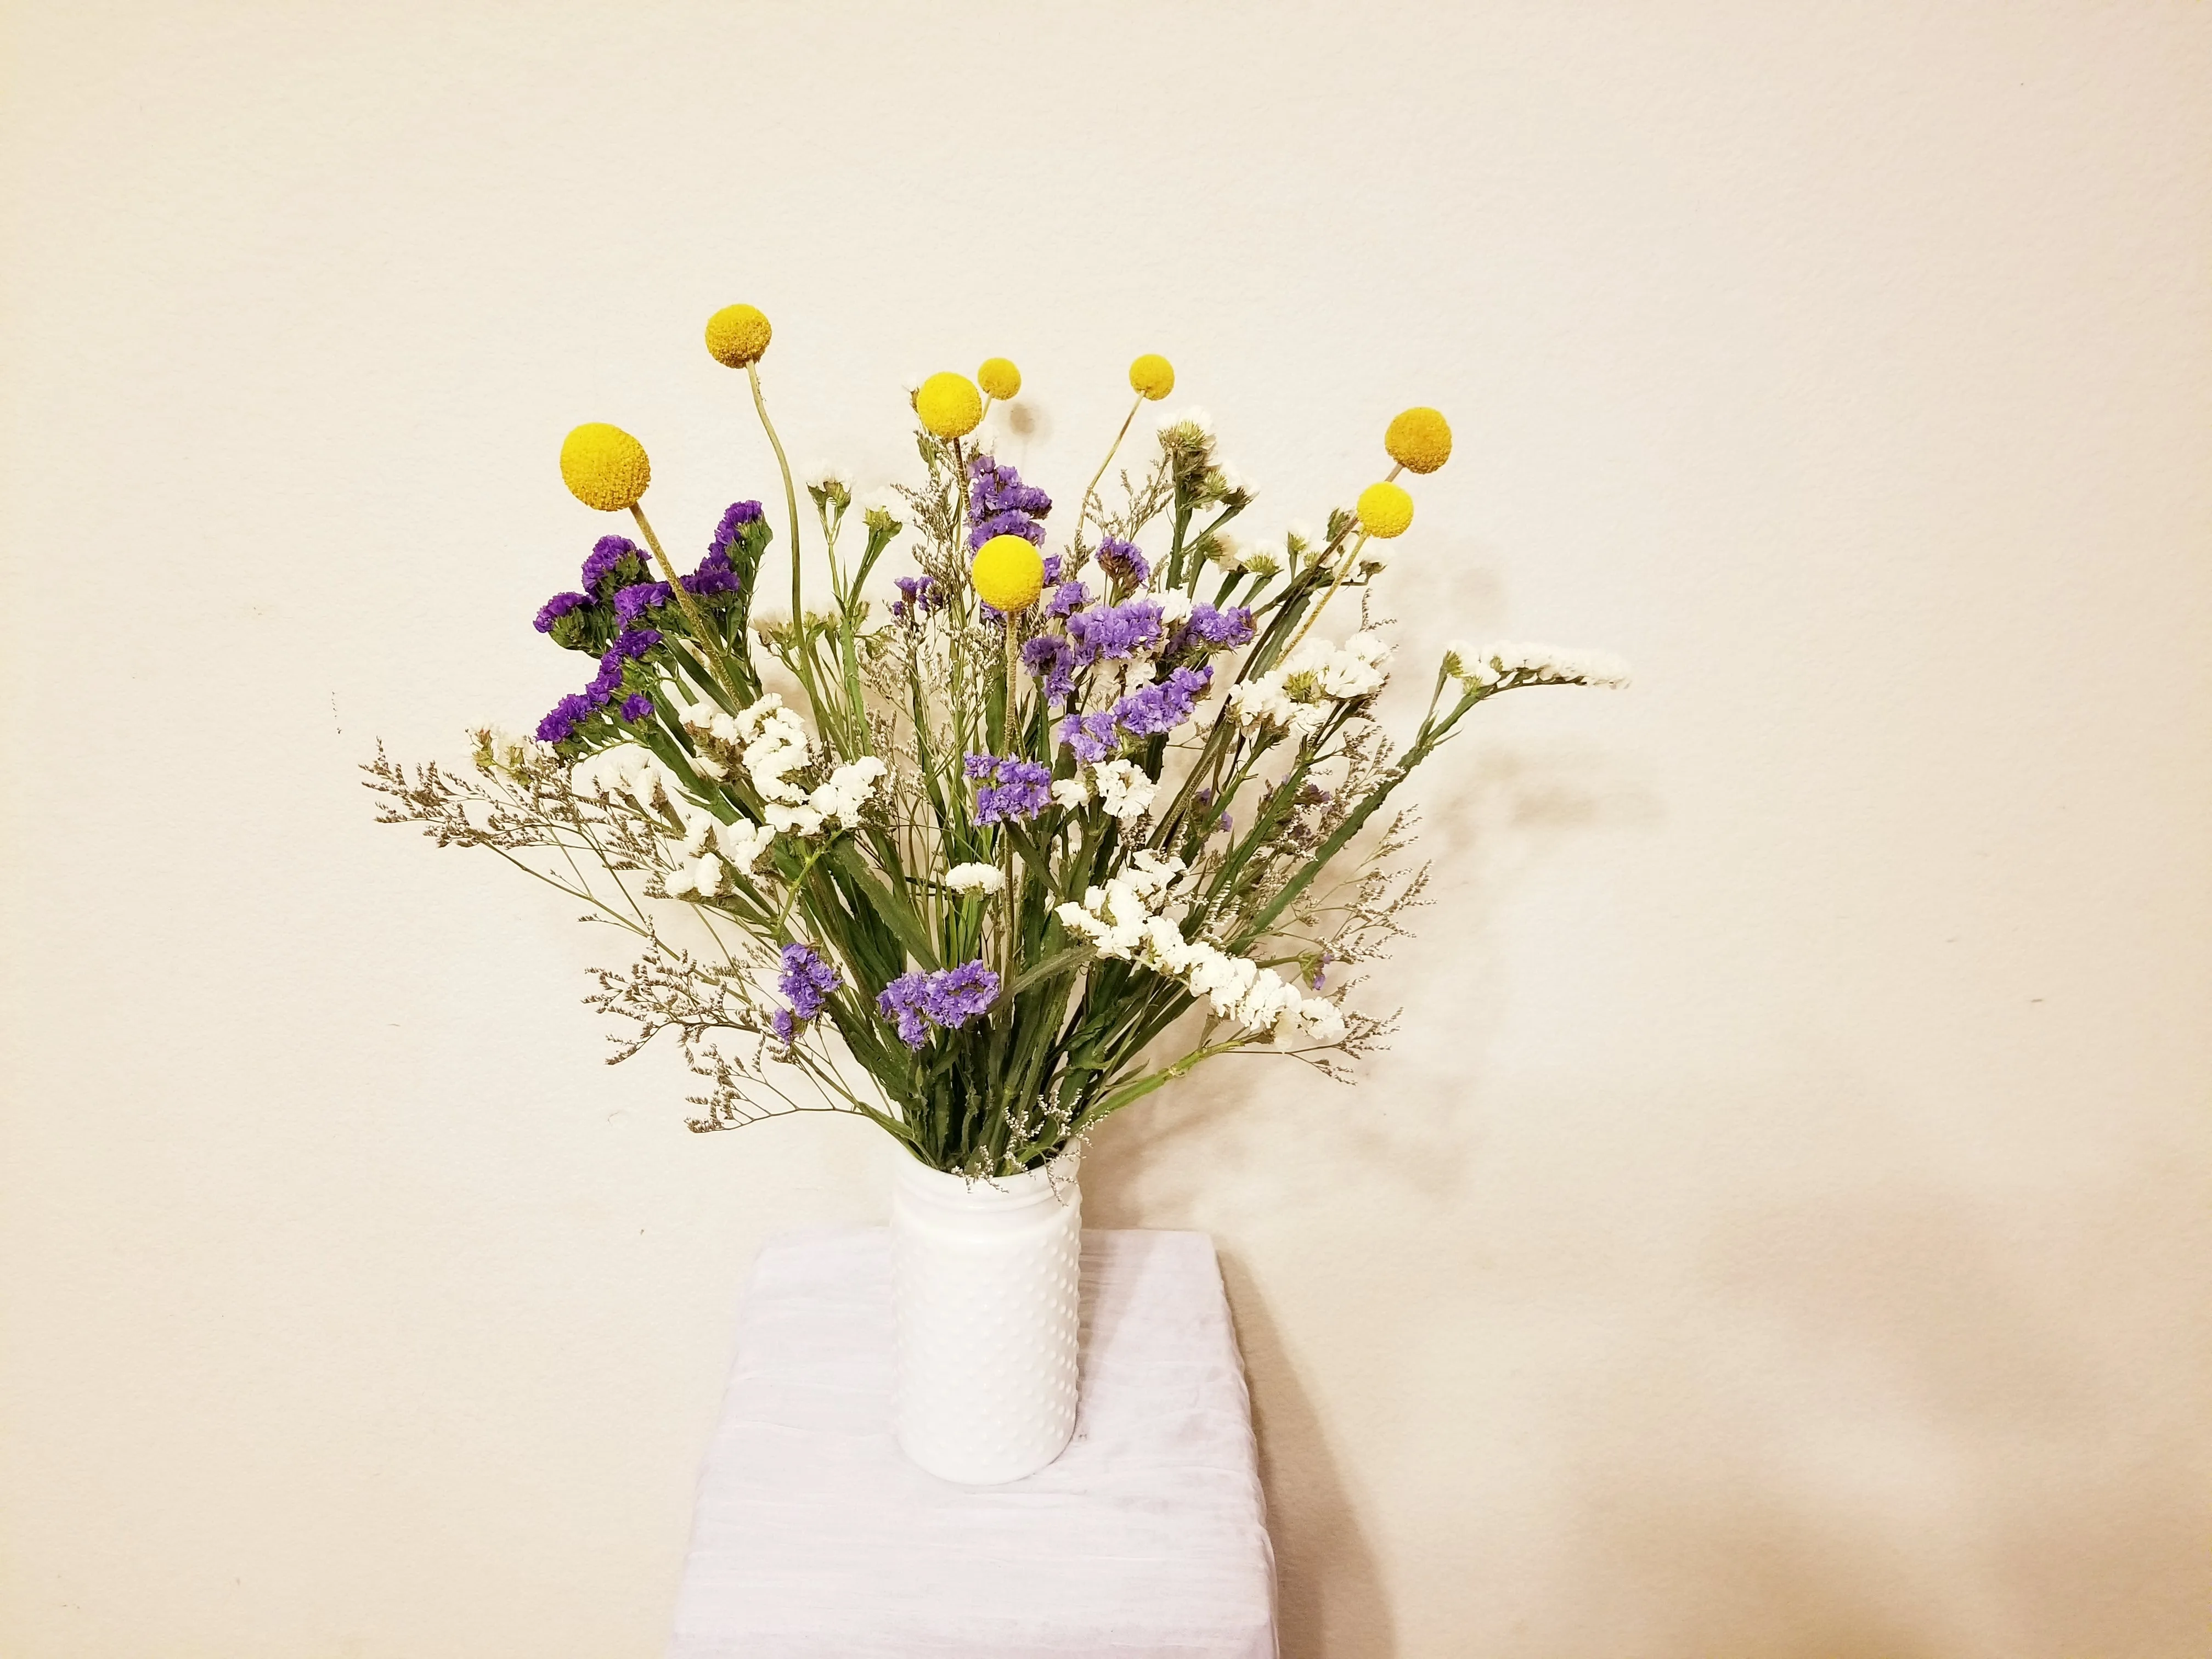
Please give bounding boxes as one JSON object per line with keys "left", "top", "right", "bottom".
{"left": 560, "top": 423, "right": 651, "bottom": 512}
{"left": 916, "top": 371, "right": 983, "bottom": 438}
{"left": 970, "top": 533, "right": 1046, "bottom": 612}
{"left": 1384, "top": 406, "right": 1452, "bottom": 474}
{"left": 705, "top": 303, "right": 772, "bottom": 367}
{"left": 977, "top": 357, "right": 1022, "bottom": 400}
{"left": 1356, "top": 480, "right": 1414, "bottom": 539}
{"left": 1128, "top": 353, "right": 1175, "bottom": 400}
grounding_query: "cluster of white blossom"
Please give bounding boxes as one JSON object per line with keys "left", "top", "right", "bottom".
{"left": 675, "top": 692, "right": 885, "bottom": 837}
{"left": 1443, "top": 641, "right": 1633, "bottom": 690}
{"left": 569, "top": 742, "right": 774, "bottom": 898}
{"left": 1047, "top": 760, "right": 1158, "bottom": 822}
{"left": 1054, "top": 852, "right": 1345, "bottom": 1045}
{"left": 472, "top": 725, "right": 552, "bottom": 777}
{"left": 944, "top": 862, "right": 1005, "bottom": 896}
{"left": 572, "top": 741, "right": 682, "bottom": 809}
{"left": 1227, "top": 631, "right": 1392, "bottom": 740}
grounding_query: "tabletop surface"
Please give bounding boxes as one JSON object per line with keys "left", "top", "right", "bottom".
{"left": 665, "top": 1226, "right": 1278, "bottom": 1659}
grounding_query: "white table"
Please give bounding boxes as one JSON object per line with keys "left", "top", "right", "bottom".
{"left": 666, "top": 1227, "right": 1279, "bottom": 1659}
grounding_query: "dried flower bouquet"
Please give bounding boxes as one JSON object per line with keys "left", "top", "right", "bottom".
{"left": 367, "top": 307, "right": 1626, "bottom": 1177}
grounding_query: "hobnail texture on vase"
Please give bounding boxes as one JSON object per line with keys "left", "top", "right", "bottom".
{"left": 891, "top": 1155, "right": 1082, "bottom": 1485}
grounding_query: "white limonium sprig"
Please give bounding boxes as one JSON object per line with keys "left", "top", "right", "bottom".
{"left": 1443, "top": 640, "right": 1634, "bottom": 690}
{"left": 368, "top": 319, "right": 1623, "bottom": 1177}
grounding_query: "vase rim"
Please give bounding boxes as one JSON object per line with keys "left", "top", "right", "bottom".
{"left": 893, "top": 1146, "right": 1081, "bottom": 1207}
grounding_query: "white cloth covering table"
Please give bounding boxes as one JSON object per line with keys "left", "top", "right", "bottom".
{"left": 665, "top": 1227, "right": 1278, "bottom": 1658}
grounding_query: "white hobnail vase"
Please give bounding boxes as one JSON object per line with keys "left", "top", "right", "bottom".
{"left": 890, "top": 1149, "right": 1082, "bottom": 1485}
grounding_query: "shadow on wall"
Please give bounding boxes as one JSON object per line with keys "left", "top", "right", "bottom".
{"left": 1215, "top": 1250, "right": 1397, "bottom": 1659}
{"left": 1082, "top": 740, "right": 1654, "bottom": 1658}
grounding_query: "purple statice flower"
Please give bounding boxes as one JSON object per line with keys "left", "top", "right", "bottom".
{"left": 1065, "top": 598, "right": 1163, "bottom": 662}
{"left": 1041, "top": 553, "right": 1064, "bottom": 585}
{"left": 878, "top": 960, "right": 1003, "bottom": 1049}
{"left": 1311, "top": 947, "right": 1334, "bottom": 991}
{"left": 1296, "top": 781, "right": 1332, "bottom": 807}
{"left": 684, "top": 546, "right": 742, "bottom": 600}
{"left": 711, "top": 500, "right": 765, "bottom": 552}
{"left": 618, "top": 692, "right": 653, "bottom": 723}
{"left": 588, "top": 654, "right": 625, "bottom": 704}
{"left": 611, "top": 626, "right": 661, "bottom": 659}
{"left": 967, "top": 753, "right": 1052, "bottom": 824}
{"left": 535, "top": 692, "right": 595, "bottom": 744}
{"left": 1112, "top": 664, "right": 1212, "bottom": 736}
{"left": 923, "top": 959, "right": 1000, "bottom": 1028}
{"left": 1181, "top": 603, "right": 1256, "bottom": 649}
{"left": 970, "top": 508, "right": 1047, "bottom": 547}
{"left": 1023, "top": 634, "right": 1077, "bottom": 702}
{"left": 771, "top": 1008, "right": 797, "bottom": 1046}
{"left": 876, "top": 970, "right": 933, "bottom": 1048}
{"left": 1045, "top": 579, "right": 1091, "bottom": 619}
{"left": 580, "top": 535, "right": 645, "bottom": 599}
{"left": 613, "top": 581, "right": 672, "bottom": 623}
{"left": 1056, "top": 710, "right": 1120, "bottom": 764}
{"left": 534, "top": 591, "right": 589, "bottom": 633}
{"left": 891, "top": 573, "right": 941, "bottom": 623}
{"left": 777, "top": 943, "right": 841, "bottom": 1020}
{"left": 965, "top": 455, "right": 1052, "bottom": 550}
{"left": 1096, "top": 538, "right": 1149, "bottom": 588}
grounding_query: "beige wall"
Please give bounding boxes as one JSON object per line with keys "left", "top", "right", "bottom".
{"left": 4, "top": 4, "right": 2209, "bottom": 1654}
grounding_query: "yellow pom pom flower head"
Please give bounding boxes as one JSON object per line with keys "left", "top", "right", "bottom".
{"left": 1385, "top": 407, "right": 1453, "bottom": 475}
{"left": 1356, "top": 481, "right": 1414, "bottom": 539}
{"left": 560, "top": 423, "right": 652, "bottom": 512}
{"left": 916, "top": 371, "right": 983, "bottom": 438}
{"left": 977, "top": 357, "right": 1022, "bottom": 400}
{"left": 970, "top": 533, "right": 1046, "bottom": 612}
{"left": 1128, "top": 353, "right": 1175, "bottom": 400}
{"left": 705, "top": 304, "right": 772, "bottom": 368}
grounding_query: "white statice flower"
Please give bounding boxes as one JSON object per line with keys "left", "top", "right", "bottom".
{"left": 802, "top": 459, "right": 850, "bottom": 493}
{"left": 712, "top": 817, "right": 776, "bottom": 875}
{"left": 764, "top": 801, "right": 825, "bottom": 837}
{"left": 571, "top": 743, "right": 682, "bottom": 809}
{"left": 1231, "top": 633, "right": 1390, "bottom": 742}
{"left": 1284, "top": 520, "right": 1316, "bottom": 555}
{"left": 1155, "top": 590, "right": 1193, "bottom": 627}
{"left": 1355, "top": 544, "right": 1390, "bottom": 577}
{"left": 1050, "top": 776, "right": 1092, "bottom": 810}
{"left": 1156, "top": 404, "right": 1215, "bottom": 438}
{"left": 899, "top": 367, "right": 928, "bottom": 395}
{"left": 1212, "top": 460, "right": 1249, "bottom": 498}
{"left": 1052, "top": 853, "right": 1342, "bottom": 1045}
{"left": 1449, "top": 641, "right": 1632, "bottom": 690}
{"left": 723, "top": 694, "right": 813, "bottom": 805}
{"left": 473, "top": 725, "right": 550, "bottom": 777}
{"left": 1091, "top": 759, "right": 1156, "bottom": 822}
{"left": 1207, "top": 532, "right": 1246, "bottom": 572}
{"left": 945, "top": 862, "right": 1007, "bottom": 897}
{"left": 853, "top": 487, "right": 904, "bottom": 526}
{"left": 806, "top": 756, "right": 886, "bottom": 830}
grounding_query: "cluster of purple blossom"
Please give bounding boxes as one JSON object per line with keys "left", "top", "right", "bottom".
{"left": 771, "top": 943, "right": 841, "bottom": 1044}
{"left": 965, "top": 752, "right": 1052, "bottom": 823}
{"left": 891, "top": 574, "right": 942, "bottom": 623}
{"left": 1052, "top": 664, "right": 1213, "bottom": 760}
{"left": 1177, "top": 602, "right": 1256, "bottom": 650}
{"left": 534, "top": 626, "right": 661, "bottom": 743}
{"left": 876, "top": 960, "right": 1001, "bottom": 1049}
{"left": 966, "top": 455, "right": 1052, "bottom": 550}
{"left": 535, "top": 506, "right": 759, "bottom": 637}
{"left": 1096, "top": 537, "right": 1149, "bottom": 588}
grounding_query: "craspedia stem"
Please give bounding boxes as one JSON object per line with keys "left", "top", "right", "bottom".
{"left": 745, "top": 362, "right": 804, "bottom": 625}
{"left": 629, "top": 503, "right": 740, "bottom": 706}
{"left": 1073, "top": 394, "right": 1143, "bottom": 558}
{"left": 1284, "top": 531, "right": 1373, "bottom": 657}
